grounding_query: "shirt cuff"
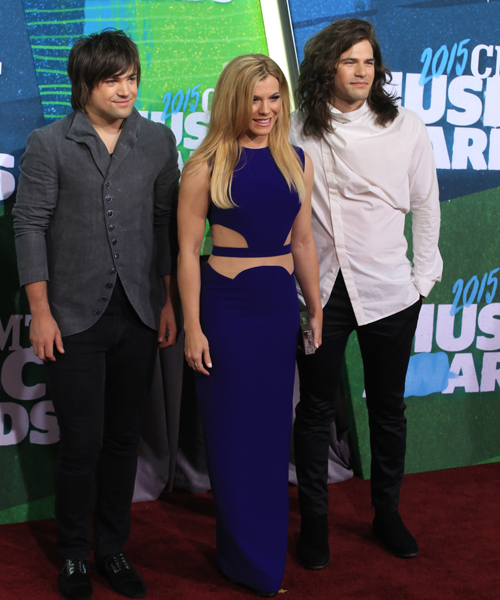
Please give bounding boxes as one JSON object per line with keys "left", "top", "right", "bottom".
{"left": 413, "top": 275, "right": 438, "bottom": 298}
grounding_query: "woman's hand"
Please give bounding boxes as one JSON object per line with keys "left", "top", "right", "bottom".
{"left": 177, "top": 160, "right": 212, "bottom": 374}
{"left": 184, "top": 329, "right": 212, "bottom": 376}
{"left": 310, "top": 312, "right": 323, "bottom": 351}
{"left": 292, "top": 153, "right": 323, "bottom": 355}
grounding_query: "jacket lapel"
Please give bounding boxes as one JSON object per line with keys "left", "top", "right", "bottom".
{"left": 66, "top": 110, "right": 110, "bottom": 178}
{"left": 66, "top": 108, "right": 142, "bottom": 179}
{"left": 107, "top": 108, "right": 141, "bottom": 178}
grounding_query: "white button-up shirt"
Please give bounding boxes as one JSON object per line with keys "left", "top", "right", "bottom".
{"left": 290, "top": 102, "right": 443, "bottom": 326}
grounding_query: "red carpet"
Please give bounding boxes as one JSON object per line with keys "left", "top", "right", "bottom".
{"left": 1, "top": 463, "right": 499, "bottom": 599}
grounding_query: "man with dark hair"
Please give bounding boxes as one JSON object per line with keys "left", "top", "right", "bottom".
{"left": 290, "top": 19, "right": 442, "bottom": 567}
{"left": 13, "top": 30, "right": 179, "bottom": 600}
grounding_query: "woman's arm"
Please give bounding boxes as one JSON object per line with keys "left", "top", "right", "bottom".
{"left": 291, "top": 152, "right": 323, "bottom": 350}
{"left": 177, "top": 161, "right": 213, "bottom": 375}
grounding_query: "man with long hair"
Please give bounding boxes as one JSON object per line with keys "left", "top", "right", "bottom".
{"left": 13, "top": 30, "right": 179, "bottom": 600}
{"left": 290, "top": 19, "right": 442, "bottom": 567}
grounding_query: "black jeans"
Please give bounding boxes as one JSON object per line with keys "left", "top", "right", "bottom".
{"left": 295, "top": 271, "right": 421, "bottom": 516}
{"left": 44, "top": 281, "right": 157, "bottom": 559}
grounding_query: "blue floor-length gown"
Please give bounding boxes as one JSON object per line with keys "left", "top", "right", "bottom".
{"left": 195, "top": 146, "right": 304, "bottom": 593}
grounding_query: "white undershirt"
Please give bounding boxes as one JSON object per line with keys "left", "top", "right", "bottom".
{"left": 291, "top": 102, "right": 443, "bottom": 326}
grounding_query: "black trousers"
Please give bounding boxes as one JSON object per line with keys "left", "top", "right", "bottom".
{"left": 295, "top": 271, "right": 421, "bottom": 516}
{"left": 44, "top": 281, "right": 157, "bottom": 560}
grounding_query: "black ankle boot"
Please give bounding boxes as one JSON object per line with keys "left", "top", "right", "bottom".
{"left": 297, "top": 514, "right": 330, "bottom": 569}
{"left": 373, "top": 511, "right": 419, "bottom": 558}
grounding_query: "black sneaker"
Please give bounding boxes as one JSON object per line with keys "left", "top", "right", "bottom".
{"left": 297, "top": 514, "right": 330, "bottom": 570}
{"left": 58, "top": 559, "right": 93, "bottom": 600}
{"left": 373, "top": 511, "right": 420, "bottom": 558}
{"left": 96, "top": 553, "right": 146, "bottom": 598}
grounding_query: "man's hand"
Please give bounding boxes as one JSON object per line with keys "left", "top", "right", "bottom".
{"left": 30, "top": 312, "right": 64, "bottom": 361}
{"left": 158, "top": 274, "right": 180, "bottom": 348}
{"left": 25, "top": 281, "right": 64, "bottom": 361}
{"left": 158, "top": 300, "right": 179, "bottom": 348}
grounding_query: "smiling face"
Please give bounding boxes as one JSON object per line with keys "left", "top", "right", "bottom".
{"left": 331, "top": 39, "right": 375, "bottom": 113}
{"left": 85, "top": 66, "right": 138, "bottom": 126}
{"left": 239, "top": 75, "right": 281, "bottom": 148}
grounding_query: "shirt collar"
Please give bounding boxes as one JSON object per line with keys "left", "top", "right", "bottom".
{"left": 328, "top": 101, "right": 370, "bottom": 124}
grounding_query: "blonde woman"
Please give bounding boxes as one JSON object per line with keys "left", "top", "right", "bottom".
{"left": 177, "top": 54, "right": 322, "bottom": 596}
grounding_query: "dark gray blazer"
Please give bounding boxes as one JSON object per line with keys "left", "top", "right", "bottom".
{"left": 13, "top": 108, "right": 179, "bottom": 337}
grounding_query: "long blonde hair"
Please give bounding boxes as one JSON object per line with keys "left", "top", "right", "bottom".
{"left": 186, "top": 54, "right": 305, "bottom": 208}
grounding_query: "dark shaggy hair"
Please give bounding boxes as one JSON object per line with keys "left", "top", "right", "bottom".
{"left": 68, "top": 29, "right": 141, "bottom": 111}
{"left": 296, "top": 19, "right": 399, "bottom": 138}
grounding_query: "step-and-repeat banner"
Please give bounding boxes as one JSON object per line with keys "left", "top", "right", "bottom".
{"left": 288, "top": 0, "right": 500, "bottom": 477}
{"left": 2, "top": 0, "right": 499, "bottom": 524}
{"left": 0, "top": 0, "right": 267, "bottom": 525}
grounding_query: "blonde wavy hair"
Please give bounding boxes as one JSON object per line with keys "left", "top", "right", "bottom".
{"left": 186, "top": 54, "right": 305, "bottom": 208}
